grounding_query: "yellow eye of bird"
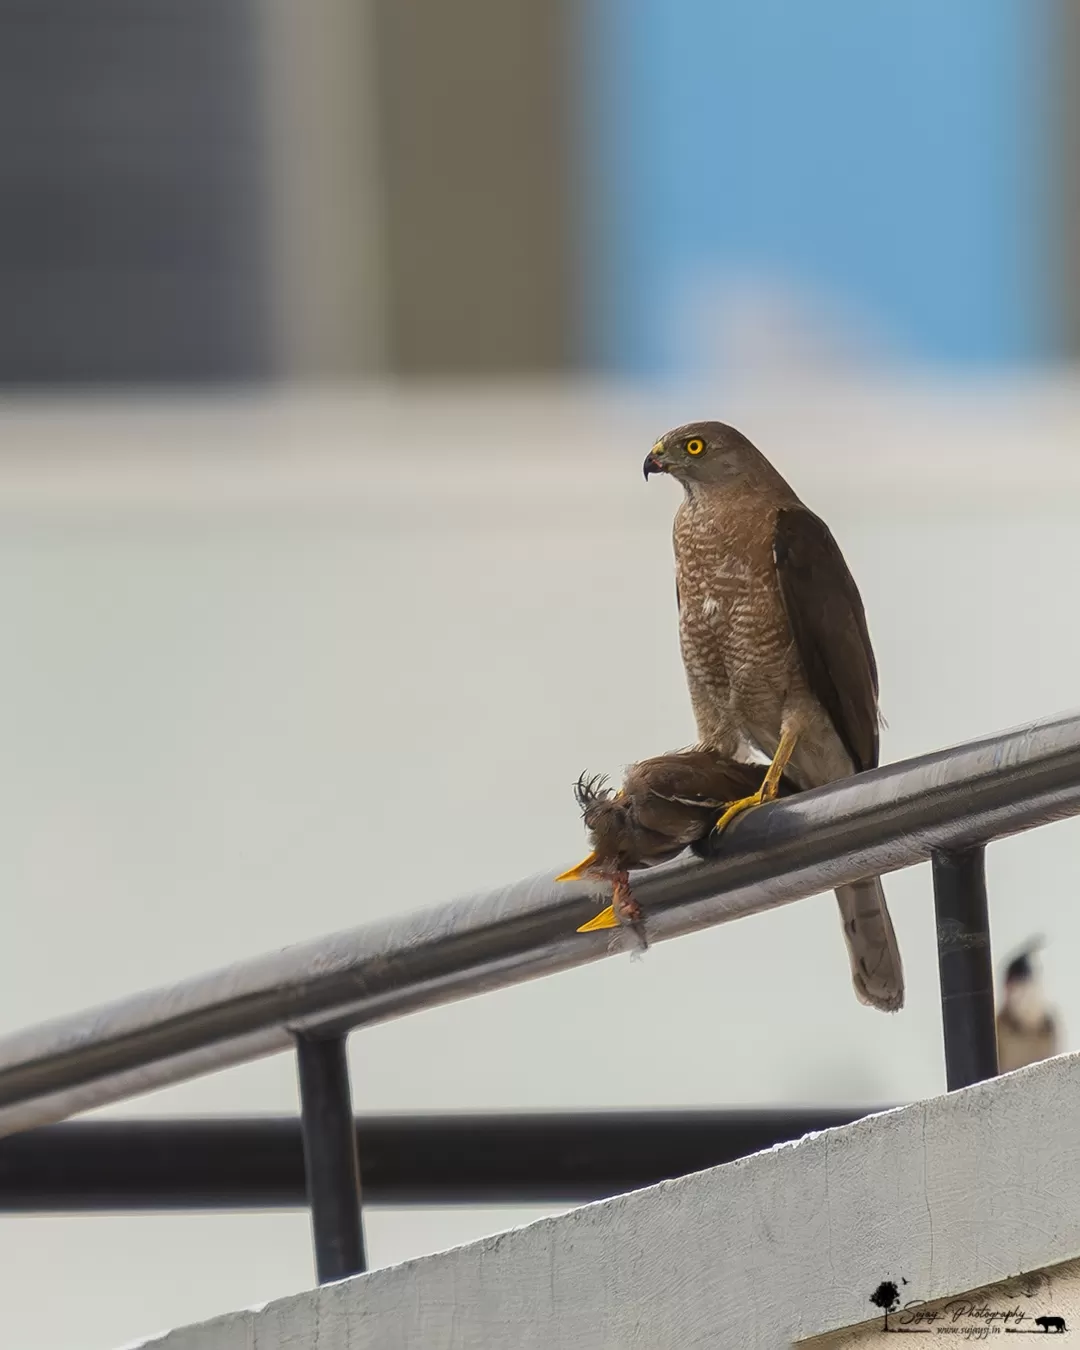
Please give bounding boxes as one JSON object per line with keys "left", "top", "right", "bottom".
{"left": 686, "top": 438, "right": 704, "bottom": 455}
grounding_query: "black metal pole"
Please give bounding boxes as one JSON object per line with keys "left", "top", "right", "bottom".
{"left": 931, "top": 845, "right": 998, "bottom": 1090}
{"left": 0, "top": 1107, "right": 880, "bottom": 1210}
{"left": 295, "top": 1034, "right": 365, "bottom": 1283}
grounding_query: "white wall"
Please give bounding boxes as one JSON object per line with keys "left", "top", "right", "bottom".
{"left": 0, "top": 379, "right": 1078, "bottom": 1347}
{"left": 131, "top": 1053, "right": 1080, "bottom": 1350}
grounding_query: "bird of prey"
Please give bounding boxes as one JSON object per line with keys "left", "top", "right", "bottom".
{"left": 558, "top": 749, "right": 798, "bottom": 943}
{"left": 996, "top": 938, "right": 1060, "bottom": 1072}
{"left": 642, "top": 420, "right": 904, "bottom": 1012}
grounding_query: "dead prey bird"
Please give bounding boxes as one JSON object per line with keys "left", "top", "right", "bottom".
{"left": 557, "top": 749, "right": 798, "bottom": 946}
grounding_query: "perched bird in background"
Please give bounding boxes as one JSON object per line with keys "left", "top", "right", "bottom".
{"left": 558, "top": 750, "right": 798, "bottom": 943}
{"left": 996, "top": 938, "right": 1060, "bottom": 1072}
{"left": 643, "top": 421, "right": 904, "bottom": 1012}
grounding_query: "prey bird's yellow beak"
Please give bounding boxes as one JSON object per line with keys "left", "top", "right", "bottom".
{"left": 556, "top": 851, "right": 598, "bottom": 883}
{"left": 576, "top": 906, "right": 619, "bottom": 932}
{"left": 556, "top": 852, "right": 621, "bottom": 931}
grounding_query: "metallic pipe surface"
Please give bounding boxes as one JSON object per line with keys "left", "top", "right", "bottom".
{"left": 0, "top": 709, "right": 1079, "bottom": 1136}
{"left": 932, "top": 847, "right": 999, "bottom": 1090}
{"left": 0, "top": 1110, "right": 882, "bottom": 1210}
{"left": 296, "top": 1035, "right": 365, "bottom": 1281}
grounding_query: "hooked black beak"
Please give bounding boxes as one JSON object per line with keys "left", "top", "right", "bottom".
{"left": 643, "top": 444, "right": 665, "bottom": 480}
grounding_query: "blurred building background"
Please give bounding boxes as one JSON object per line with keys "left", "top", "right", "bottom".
{"left": 1, "top": 2, "right": 1079, "bottom": 1348}
{"left": 2, "top": 0, "right": 1074, "bottom": 384}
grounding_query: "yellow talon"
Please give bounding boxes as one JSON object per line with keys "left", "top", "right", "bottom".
{"left": 713, "top": 727, "right": 798, "bottom": 834}
{"left": 713, "top": 788, "right": 768, "bottom": 834}
{"left": 556, "top": 851, "right": 599, "bottom": 883}
{"left": 576, "top": 906, "right": 620, "bottom": 932}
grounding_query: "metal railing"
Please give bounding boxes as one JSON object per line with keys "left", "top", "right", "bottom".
{"left": 1, "top": 708, "right": 1080, "bottom": 1281}
{"left": 0, "top": 1108, "right": 878, "bottom": 1208}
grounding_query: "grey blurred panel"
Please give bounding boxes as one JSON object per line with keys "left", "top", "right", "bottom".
{"left": 372, "top": 0, "right": 571, "bottom": 374}
{"left": 0, "top": 0, "right": 273, "bottom": 382}
{"left": 258, "top": 0, "right": 389, "bottom": 377}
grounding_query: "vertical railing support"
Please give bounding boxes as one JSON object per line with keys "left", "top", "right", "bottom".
{"left": 931, "top": 845, "right": 998, "bottom": 1090}
{"left": 295, "top": 1033, "right": 366, "bottom": 1283}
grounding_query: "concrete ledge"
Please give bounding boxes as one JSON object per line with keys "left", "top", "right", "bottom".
{"left": 135, "top": 1052, "right": 1080, "bottom": 1349}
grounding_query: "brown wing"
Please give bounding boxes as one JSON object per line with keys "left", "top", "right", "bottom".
{"left": 624, "top": 753, "right": 749, "bottom": 841}
{"left": 773, "top": 505, "right": 879, "bottom": 772}
{"left": 627, "top": 752, "right": 763, "bottom": 807}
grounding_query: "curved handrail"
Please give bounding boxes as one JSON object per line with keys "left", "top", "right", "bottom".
{"left": 0, "top": 708, "right": 1078, "bottom": 1136}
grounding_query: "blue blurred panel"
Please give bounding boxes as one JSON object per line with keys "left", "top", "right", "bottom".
{"left": 581, "top": 0, "right": 1053, "bottom": 373}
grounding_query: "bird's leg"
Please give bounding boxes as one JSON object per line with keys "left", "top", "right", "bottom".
{"left": 559, "top": 856, "right": 644, "bottom": 937}
{"left": 576, "top": 870, "right": 645, "bottom": 941}
{"left": 612, "top": 872, "right": 648, "bottom": 952}
{"left": 611, "top": 872, "right": 643, "bottom": 927}
{"left": 712, "top": 727, "right": 798, "bottom": 834}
